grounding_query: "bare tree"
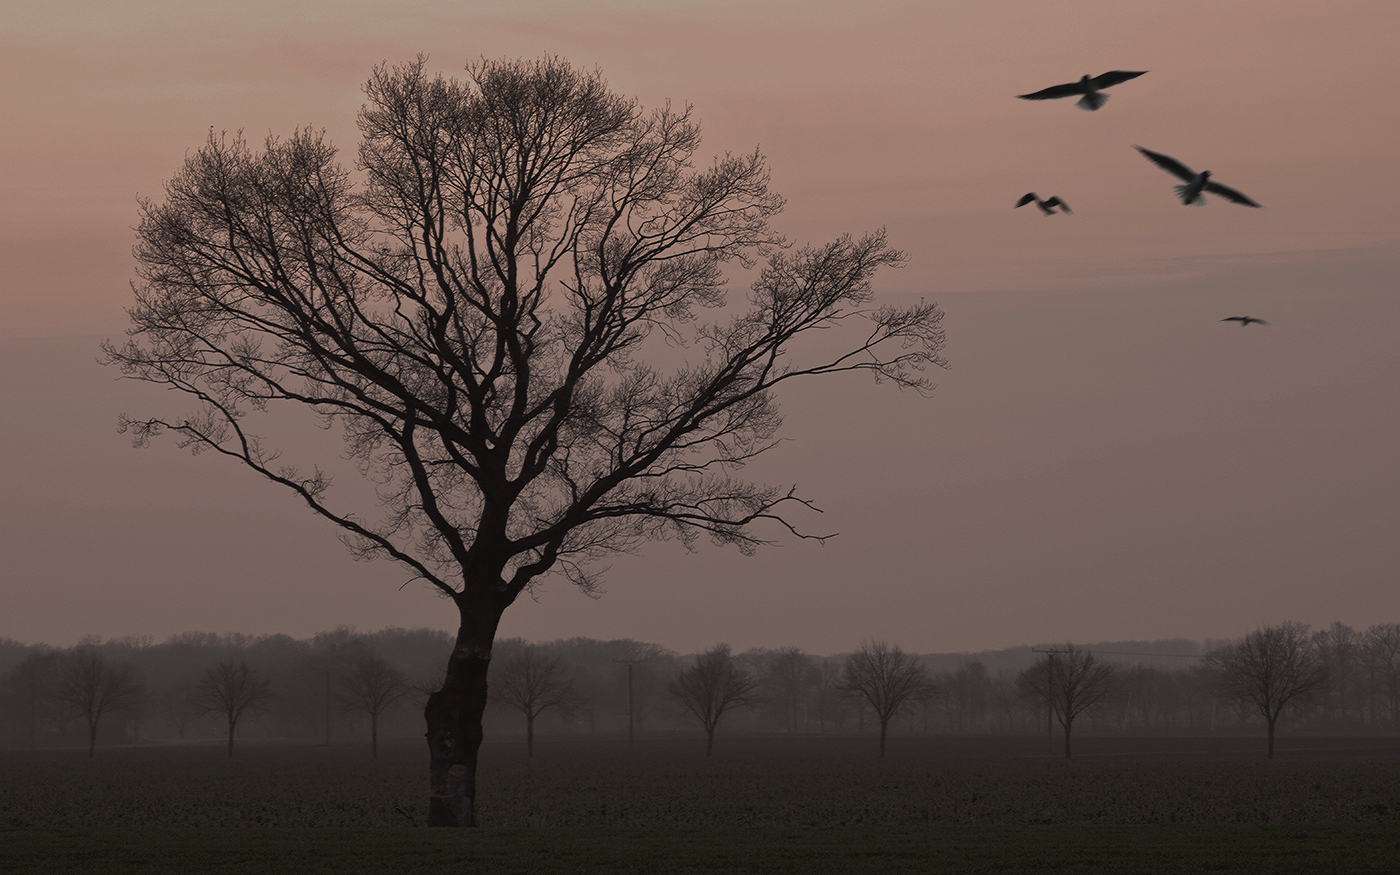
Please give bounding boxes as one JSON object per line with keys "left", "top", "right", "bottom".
{"left": 1018, "top": 644, "right": 1116, "bottom": 759}
{"left": 838, "top": 640, "right": 933, "bottom": 757}
{"left": 1312, "top": 621, "right": 1360, "bottom": 724}
{"left": 337, "top": 656, "right": 412, "bottom": 758}
{"left": 104, "top": 55, "right": 944, "bottom": 825}
{"left": 1205, "top": 622, "right": 1328, "bottom": 759}
{"left": 491, "top": 647, "right": 577, "bottom": 757}
{"left": 54, "top": 649, "right": 143, "bottom": 757}
{"left": 1363, "top": 623, "right": 1400, "bottom": 727}
{"left": 197, "top": 661, "right": 277, "bottom": 758}
{"left": 764, "top": 646, "right": 817, "bottom": 733}
{"left": 669, "top": 645, "right": 760, "bottom": 756}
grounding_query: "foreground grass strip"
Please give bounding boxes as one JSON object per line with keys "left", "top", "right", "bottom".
{"left": 5, "top": 826, "right": 1400, "bottom": 875}
{"left": 7, "top": 758, "right": 1400, "bottom": 829}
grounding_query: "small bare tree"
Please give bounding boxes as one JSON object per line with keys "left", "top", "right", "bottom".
{"left": 491, "top": 647, "right": 577, "bottom": 757}
{"left": 1018, "top": 645, "right": 1116, "bottom": 759}
{"left": 338, "top": 656, "right": 412, "bottom": 758}
{"left": 838, "top": 640, "right": 933, "bottom": 757}
{"left": 669, "top": 645, "right": 760, "bottom": 756}
{"left": 1205, "top": 622, "right": 1328, "bottom": 759}
{"left": 197, "top": 661, "right": 277, "bottom": 758}
{"left": 54, "top": 649, "right": 143, "bottom": 757}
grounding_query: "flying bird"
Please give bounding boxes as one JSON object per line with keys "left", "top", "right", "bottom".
{"left": 1016, "top": 71, "right": 1147, "bottom": 111}
{"left": 1015, "top": 193, "right": 1071, "bottom": 215}
{"left": 1220, "top": 316, "right": 1269, "bottom": 326}
{"left": 1133, "top": 146, "right": 1262, "bottom": 207}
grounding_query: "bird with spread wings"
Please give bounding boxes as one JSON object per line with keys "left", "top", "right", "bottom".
{"left": 1134, "top": 146, "right": 1262, "bottom": 207}
{"left": 1016, "top": 71, "right": 1147, "bottom": 111}
{"left": 1220, "top": 316, "right": 1269, "bottom": 326}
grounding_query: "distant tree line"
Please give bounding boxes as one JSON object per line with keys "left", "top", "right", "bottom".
{"left": 2, "top": 621, "right": 1397, "bottom": 758}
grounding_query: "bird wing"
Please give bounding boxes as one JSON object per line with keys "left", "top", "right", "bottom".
{"left": 1043, "top": 196, "right": 1071, "bottom": 214}
{"left": 1015, "top": 193, "right": 1038, "bottom": 208}
{"left": 1133, "top": 146, "right": 1196, "bottom": 182}
{"left": 1204, "top": 181, "right": 1261, "bottom": 207}
{"left": 1016, "top": 82, "right": 1084, "bottom": 100}
{"left": 1220, "top": 317, "right": 1246, "bottom": 323}
{"left": 1090, "top": 70, "right": 1147, "bottom": 89}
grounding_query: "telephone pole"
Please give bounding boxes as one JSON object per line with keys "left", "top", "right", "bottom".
{"left": 613, "top": 654, "right": 653, "bottom": 748}
{"left": 1032, "top": 647, "right": 1065, "bottom": 755}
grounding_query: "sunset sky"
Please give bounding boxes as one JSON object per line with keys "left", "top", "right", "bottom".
{"left": 2, "top": 0, "right": 1398, "bottom": 655}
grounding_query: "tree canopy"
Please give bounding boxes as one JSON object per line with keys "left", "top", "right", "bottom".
{"left": 107, "top": 56, "right": 945, "bottom": 610}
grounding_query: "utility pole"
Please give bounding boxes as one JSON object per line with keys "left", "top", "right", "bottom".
{"left": 1032, "top": 647, "right": 1065, "bottom": 756}
{"left": 324, "top": 668, "right": 331, "bottom": 747}
{"left": 613, "top": 653, "right": 654, "bottom": 748}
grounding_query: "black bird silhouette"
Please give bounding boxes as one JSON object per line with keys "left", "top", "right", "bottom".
{"left": 1221, "top": 316, "right": 1269, "bottom": 326}
{"left": 1015, "top": 193, "right": 1071, "bottom": 215}
{"left": 1017, "top": 71, "right": 1147, "bottom": 111}
{"left": 1134, "top": 146, "right": 1262, "bottom": 207}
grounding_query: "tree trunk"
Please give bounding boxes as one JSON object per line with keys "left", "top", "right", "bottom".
{"left": 426, "top": 603, "right": 504, "bottom": 828}
{"left": 1266, "top": 714, "right": 1277, "bottom": 760}
{"left": 878, "top": 718, "right": 889, "bottom": 758}
{"left": 704, "top": 725, "right": 715, "bottom": 757}
{"left": 226, "top": 715, "right": 236, "bottom": 758}
{"left": 1063, "top": 716, "right": 1074, "bottom": 759}
{"left": 526, "top": 712, "right": 535, "bottom": 758}
{"left": 87, "top": 717, "right": 98, "bottom": 758}
{"left": 371, "top": 712, "right": 379, "bottom": 760}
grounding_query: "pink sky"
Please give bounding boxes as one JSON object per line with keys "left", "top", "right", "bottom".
{"left": 2, "top": 1, "right": 1398, "bottom": 653}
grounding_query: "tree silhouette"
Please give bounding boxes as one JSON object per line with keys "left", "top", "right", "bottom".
{"left": 1205, "top": 623, "right": 1327, "bottom": 759}
{"left": 54, "top": 649, "right": 142, "bottom": 757}
{"left": 491, "top": 646, "right": 577, "bottom": 757}
{"left": 197, "top": 661, "right": 276, "bottom": 758}
{"left": 1018, "top": 644, "right": 1116, "bottom": 759}
{"left": 838, "top": 639, "right": 933, "bottom": 757}
{"left": 337, "top": 655, "right": 411, "bottom": 758}
{"left": 669, "top": 644, "right": 759, "bottom": 756}
{"left": 104, "top": 55, "right": 944, "bottom": 825}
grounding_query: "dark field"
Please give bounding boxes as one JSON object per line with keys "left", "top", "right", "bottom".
{"left": 5, "top": 734, "right": 1400, "bottom": 873}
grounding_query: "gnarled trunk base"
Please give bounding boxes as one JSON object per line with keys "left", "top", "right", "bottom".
{"left": 426, "top": 608, "right": 503, "bottom": 827}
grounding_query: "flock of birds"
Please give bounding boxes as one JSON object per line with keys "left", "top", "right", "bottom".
{"left": 1012, "top": 70, "right": 1268, "bottom": 327}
